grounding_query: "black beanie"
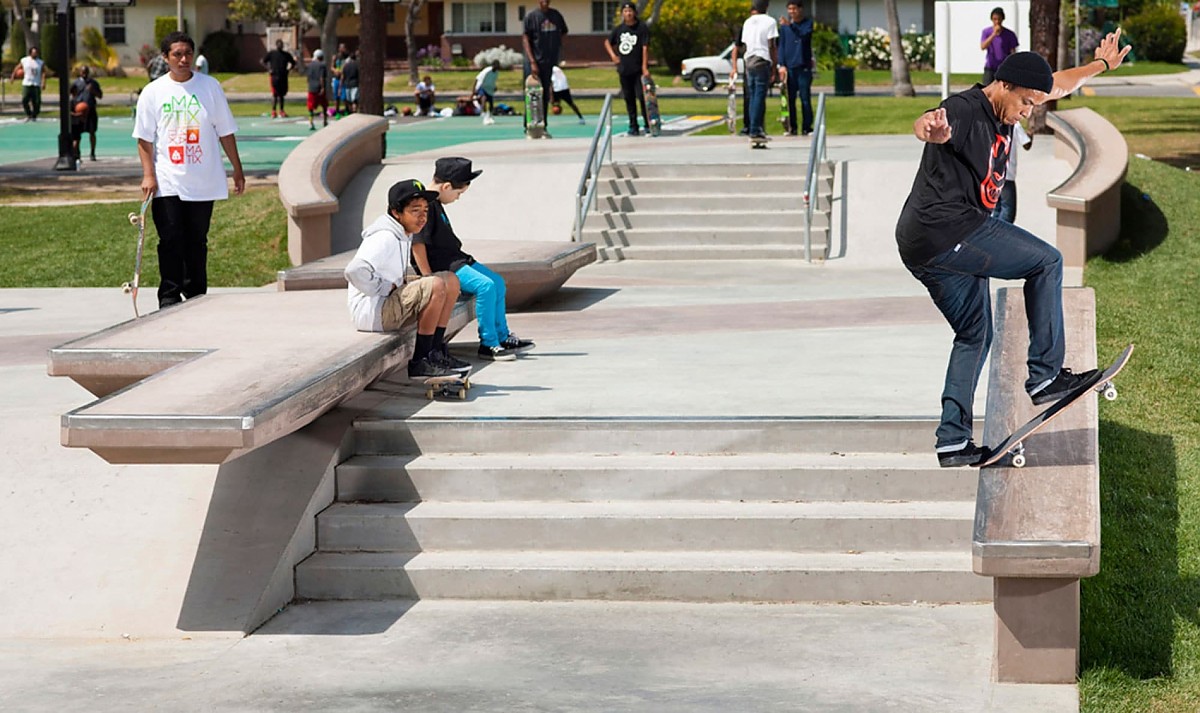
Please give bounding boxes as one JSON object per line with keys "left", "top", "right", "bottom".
{"left": 994, "top": 52, "right": 1054, "bottom": 93}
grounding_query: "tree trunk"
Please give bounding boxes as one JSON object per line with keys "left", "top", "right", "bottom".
{"left": 321, "top": 3, "right": 341, "bottom": 64}
{"left": 406, "top": 0, "right": 427, "bottom": 86}
{"left": 637, "top": 0, "right": 667, "bottom": 27}
{"left": 359, "top": 0, "right": 386, "bottom": 115}
{"left": 11, "top": 0, "right": 37, "bottom": 50}
{"left": 1028, "top": 0, "right": 1061, "bottom": 132}
{"left": 884, "top": 0, "right": 914, "bottom": 96}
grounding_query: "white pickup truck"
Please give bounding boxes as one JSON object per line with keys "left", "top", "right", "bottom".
{"left": 680, "top": 43, "right": 745, "bottom": 92}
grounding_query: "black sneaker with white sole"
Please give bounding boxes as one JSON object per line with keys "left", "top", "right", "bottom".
{"left": 436, "top": 343, "right": 472, "bottom": 372}
{"left": 1029, "top": 368, "right": 1100, "bottom": 406}
{"left": 478, "top": 344, "right": 516, "bottom": 361}
{"left": 408, "top": 355, "right": 460, "bottom": 378}
{"left": 500, "top": 333, "right": 534, "bottom": 352}
{"left": 937, "top": 441, "right": 989, "bottom": 468}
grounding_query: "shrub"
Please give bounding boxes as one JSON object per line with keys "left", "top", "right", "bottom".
{"left": 39, "top": 22, "right": 58, "bottom": 69}
{"left": 154, "top": 17, "right": 186, "bottom": 51}
{"left": 473, "top": 44, "right": 523, "bottom": 69}
{"left": 138, "top": 44, "right": 158, "bottom": 66}
{"left": 79, "top": 26, "right": 122, "bottom": 76}
{"left": 850, "top": 26, "right": 935, "bottom": 70}
{"left": 651, "top": 0, "right": 744, "bottom": 74}
{"left": 200, "top": 30, "right": 239, "bottom": 72}
{"left": 1123, "top": 5, "right": 1185, "bottom": 63}
{"left": 9, "top": 22, "right": 24, "bottom": 60}
{"left": 416, "top": 43, "right": 443, "bottom": 68}
{"left": 813, "top": 22, "right": 846, "bottom": 71}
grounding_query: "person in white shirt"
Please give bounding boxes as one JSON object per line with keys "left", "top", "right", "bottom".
{"left": 992, "top": 121, "right": 1032, "bottom": 223}
{"left": 730, "top": 0, "right": 779, "bottom": 139}
{"left": 343, "top": 179, "right": 469, "bottom": 378}
{"left": 550, "top": 65, "right": 584, "bottom": 124}
{"left": 133, "top": 32, "right": 245, "bottom": 309}
{"left": 10, "top": 46, "right": 46, "bottom": 121}
{"left": 474, "top": 60, "right": 501, "bottom": 124}
{"left": 415, "top": 76, "right": 437, "bottom": 116}
{"left": 194, "top": 53, "right": 209, "bottom": 75}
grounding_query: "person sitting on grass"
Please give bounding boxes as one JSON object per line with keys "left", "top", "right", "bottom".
{"left": 344, "top": 179, "right": 473, "bottom": 377}
{"left": 412, "top": 157, "right": 535, "bottom": 362}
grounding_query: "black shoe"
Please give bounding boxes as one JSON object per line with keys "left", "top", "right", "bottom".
{"left": 408, "top": 355, "right": 459, "bottom": 378}
{"left": 477, "top": 344, "right": 516, "bottom": 362}
{"left": 500, "top": 333, "right": 534, "bottom": 352}
{"left": 937, "top": 441, "right": 989, "bottom": 468}
{"left": 436, "top": 343, "right": 472, "bottom": 372}
{"left": 1029, "top": 368, "right": 1100, "bottom": 406}
{"left": 628, "top": 127, "right": 641, "bottom": 136}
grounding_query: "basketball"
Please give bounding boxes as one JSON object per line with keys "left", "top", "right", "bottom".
{"left": 14, "top": 65, "right": 24, "bottom": 80}
{"left": 551, "top": 103, "right": 562, "bottom": 115}
{"left": 73, "top": 102, "right": 89, "bottom": 116}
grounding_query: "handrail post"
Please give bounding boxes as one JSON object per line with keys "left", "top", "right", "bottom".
{"left": 574, "top": 93, "right": 614, "bottom": 241}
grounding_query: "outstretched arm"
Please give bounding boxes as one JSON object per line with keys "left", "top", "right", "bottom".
{"left": 1043, "top": 29, "right": 1131, "bottom": 102}
{"left": 914, "top": 108, "right": 952, "bottom": 144}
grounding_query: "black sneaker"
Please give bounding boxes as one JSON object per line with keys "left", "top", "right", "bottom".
{"left": 408, "top": 355, "right": 459, "bottom": 378}
{"left": 477, "top": 344, "right": 516, "bottom": 362}
{"left": 1029, "top": 368, "right": 1101, "bottom": 406}
{"left": 628, "top": 127, "right": 641, "bottom": 137}
{"left": 436, "top": 343, "right": 472, "bottom": 372}
{"left": 500, "top": 333, "right": 534, "bottom": 352}
{"left": 937, "top": 441, "right": 989, "bottom": 468}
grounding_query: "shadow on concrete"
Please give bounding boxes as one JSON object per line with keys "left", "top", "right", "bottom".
{"left": 258, "top": 599, "right": 419, "bottom": 636}
{"left": 1103, "top": 179, "right": 1169, "bottom": 263}
{"left": 520, "top": 287, "right": 618, "bottom": 313}
{"left": 1080, "top": 422, "right": 1180, "bottom": 678}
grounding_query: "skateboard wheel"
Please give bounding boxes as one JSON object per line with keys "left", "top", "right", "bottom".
{"left": 127, "top": 213, "right": 139, "bottom": 225}
{"left": 1103, "top": 384, "right": 1118, "bottom": 401}
{"left": 1012, "top": 453, "right": 1026, "bottom": 468}
{"left": 463, "top": 378, "right": 471, "bottom": 389}
{"left": 425, "top": 389, "right": 434, "bottom": 400}
{"left": 457, "top": 388, "right": 466, "bottom": 400}
{"left": 121, "top": 283, "right": 132, "bottom": 293}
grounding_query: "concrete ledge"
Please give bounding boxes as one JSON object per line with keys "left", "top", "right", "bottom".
{"left": 278, "top": 114, "right": 389, "bottom": 266}
{"left": 47, "top": 291, "right": 474, "bottom": 465}
{"left": 1047, "top": 108, "right": 1127, "bottom": 270}
{"left": 974, "top": 287, "right": 1099, "bottom": 683}
{"left": 276, "top": 240, "right": 598, "bottom": 311}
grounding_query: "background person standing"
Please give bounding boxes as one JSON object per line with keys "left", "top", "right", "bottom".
{"left": 604, "top": 1, "right": 650, "bottom": 136}
{"left": 731, "top": 0, "right": 779, "bottom": 141}
{"left": 306, "top": 49, "right": 329, "bottom": 129}
{"left": 11, "top": 46, "right": 46, "bottom": 121}
{"left": 778, "top": 0, "right": 814, "bottom": 136}
{"left": 134, "top": 32, "right": 245, "bottom": 310}
{"left": 522, "top": 0, "right": 569, "bottom": 135}
{"left": 262, "top": 40, "right": 297, "bottom": 118}
{"left": 69, "top": 65, "right": 103, "bottom": 161}
{"left": 980, "top": 7, "right": 1019, "bottom": 85}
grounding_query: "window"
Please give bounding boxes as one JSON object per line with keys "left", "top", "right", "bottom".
{"left": 103, "top": 7, "right": 126, "bottom": 45}
{"left": 592, "top": 0, "right": 621, "bottom": 31}
{"left": 450, "top": 2, "right": 507, "bottom": 33}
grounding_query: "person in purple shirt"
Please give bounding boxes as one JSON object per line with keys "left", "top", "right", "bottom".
{"left": 980, "top": 7, "right": 1019, "bottom": 85}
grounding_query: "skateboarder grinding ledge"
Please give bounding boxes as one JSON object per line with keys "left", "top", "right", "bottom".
{"left": 895, "top": 33, "right": 1131, "bottom": 467}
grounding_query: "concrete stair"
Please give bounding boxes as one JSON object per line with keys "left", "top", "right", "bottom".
{"left": 584, "top": 162, "right": 835, "bottom": 262}
{"left": 295, "top": 418, "right": 991, "bottom": 604}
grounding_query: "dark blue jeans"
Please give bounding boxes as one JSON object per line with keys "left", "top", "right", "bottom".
{"left": 784, "top": 66, "right": 813, "bottom": 134}
{"left": 745, "top": 61, "right": 771, "bottom": 136}
{"left": 992, "top": 180, "right": 1017, "bottom": 223}
{"left": 905, "top": 217, "right": 1065, "bottom": 448}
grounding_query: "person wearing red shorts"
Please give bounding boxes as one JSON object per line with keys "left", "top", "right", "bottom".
{"left": 306, "top": 49, "right": 329, "bottom": 130}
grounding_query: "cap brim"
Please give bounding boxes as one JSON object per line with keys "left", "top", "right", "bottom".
{"left": 467, "top": 169, "right": 483, "bottom": 181}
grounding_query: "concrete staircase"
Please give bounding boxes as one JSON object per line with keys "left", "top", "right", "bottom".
{"left": 582, "top": 162, "right": 835, "bottom": 262}
{"left": 295, "top": 418, "right": 991, "bottom": 604}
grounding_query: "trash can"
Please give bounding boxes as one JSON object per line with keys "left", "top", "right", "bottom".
{"left": 834, "top": 67, "right": 855, "bottom": 97}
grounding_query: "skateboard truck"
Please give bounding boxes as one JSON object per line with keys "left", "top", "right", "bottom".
{"left": 1000, "top": 376, "right": 1121, "bottom": 469}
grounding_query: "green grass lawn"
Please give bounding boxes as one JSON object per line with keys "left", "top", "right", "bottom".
{"left": 1080, "top": 156, "right": 1200, "bottom": 712}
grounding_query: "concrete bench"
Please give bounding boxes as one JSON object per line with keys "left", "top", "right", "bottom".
{"left": 277, "top": 240, "right": 597, "bottom": 311}
{"left": 47, "top": 291, "right": 475, "bottom": 465}
{"left": 973, "top": 287, "right": 1100, "bottom": 684}
{"left": 1046, "top": 108, "right": 1127, "bottom": 272}
{"left": 278, "top": 114, "right": 389, "bottom": 266}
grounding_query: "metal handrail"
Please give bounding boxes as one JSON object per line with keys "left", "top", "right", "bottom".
{"left": 573, "top": 93, "right": 615, "bottom": 241}
{"left": 802, "top": 92, "right": 829, "bottom": 262}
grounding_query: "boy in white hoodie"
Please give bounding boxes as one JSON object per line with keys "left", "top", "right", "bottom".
{"left": 344, "top": 179, "right": 471, "bottom": 377}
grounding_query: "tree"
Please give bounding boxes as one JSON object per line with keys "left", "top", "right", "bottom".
{"left": 635, "top": 0, "right": 667, "bottom": 27}
{"left": 1028, "top": 0, "right": 1060, "bottom": 132}
{"left": 319, "top": 1, "right": 342, "bottom": 67}
{"left": 883, "top": 0, "right": 914, "bottom": 96}
{"left": 358, "top": 0, "right": 385, "bottom": 114}
{"left": 652, "top": 0, "right": 744, "bottom": 74}
{"left": 10, "top": 0, "right": 36, "bottom": 52}
{"left": 405, "top": 0, "right": 427, "bottom": 86}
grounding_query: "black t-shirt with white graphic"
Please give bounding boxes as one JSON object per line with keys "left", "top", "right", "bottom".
{"left": 413, "top": 200, "right": 474, "bottom": 273}
{"left": 895, "top": 85, "right": 1013, "bottom": 266}
{"left": 609, "top": 21, "right": 649, "bottom": 76}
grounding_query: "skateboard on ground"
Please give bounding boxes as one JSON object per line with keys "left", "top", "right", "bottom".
{"left": 750, "top": 135, "right": 771, "bottom": 150}
{"left": 980, "top": 343, "right": 1134, "bottom": 468}
{"left": 524, "top": 74, "right": 545, "bottom": 139}
{"left": 419, "top": 372, "right": 471, "bottom": 401}
{"left": 641, "top": 75, "right": 661, "bottom": 137}
{"left": 725, "top": 75, "right": 737, "bottom": 134}
{"left": 121, "top": 195, "right": 153, "bottom": 318}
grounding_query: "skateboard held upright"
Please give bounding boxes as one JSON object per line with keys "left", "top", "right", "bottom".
{"left": 725, "top": 75, "right": 737, "bottom": 134}
{"left": 121, "top": 195, "right": 153, "bottom": 318}
{"left": 980, "top": 344, "right": 1134, "bottom": 468}
{"left": 524, "top": 74, "right": 545, "bottom": 139}
{"left": 641, "top": 75, "right": 661, "bottom": 136}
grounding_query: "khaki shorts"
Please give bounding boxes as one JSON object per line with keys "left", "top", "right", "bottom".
{"left": 380, "top": 274, "right": 447, "bottom": 330}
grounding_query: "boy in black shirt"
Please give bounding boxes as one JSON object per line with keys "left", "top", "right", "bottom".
{"left": 897, "top": 36, "right": 1129, "bottom": 467}
{"left": 604, "top": 1, "right": 650, "bottom": 136}
{"left": 412, "top": 157, "right": 535, "bottom": 362}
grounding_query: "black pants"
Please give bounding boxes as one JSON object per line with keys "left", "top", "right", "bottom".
{"left": 618, "top": 73, "right": 646, "bottom": 130}
{"left": 523, "top": 60, "right": 554, "bottom": 128}
{"left": 151, "top": 196, "right": 214, "bottom": 306}
{"left": 22, "top": 85, "right": 41, "bottom": 119}
{"left": 556, "top": 88, "right": 584, "bottom": 119}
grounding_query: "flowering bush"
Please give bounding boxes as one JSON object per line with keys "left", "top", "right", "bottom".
{"left": 473, "top": 44, "right": 524, "bottom": 69}
{"left": 416, "top": 44, "right": 444, "bottom": 68}
{"left": 850, "top": 26, "right": 935, "bottom": 70}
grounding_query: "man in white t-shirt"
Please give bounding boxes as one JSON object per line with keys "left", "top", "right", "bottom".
{"left": 730, "top": 0, "right": 779, "bottom": 140}
{"left": 10, "top": 47, "right": 46, "bottom": 121}
{"left": 133, "top": 32, "right": 245, "bottom": 310}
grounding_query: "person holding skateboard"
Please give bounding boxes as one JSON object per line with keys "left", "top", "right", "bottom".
{"left": 778, "top": 0, "right": 814, "bottom": 136}
{"left": 897, "top": 37, "right": 1130, "bottom": 467}
{"left": 344, "top": 179, "right": 470, "bottom": 378}
{"left": 604, "top": 1, "right": 650, "bottom": 136}
{"left": 522, "top": 0, "right": 569, "bottom": 137}
{"left": 731, "top": 0, "right": 779, "bottom": 143}
{"left": 412, "top": 157, "right": 535, "bottom": 362}
{"left": 134, "top": 31, "right": 245, "bottom": 310}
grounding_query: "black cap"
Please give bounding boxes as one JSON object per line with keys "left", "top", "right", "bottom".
{"left": 619, "top": 1, "right": 636, "bottom": 10}
{"left": 388, "top": 179, "right": 438, "bottom": 211}
{"left": 994, "top": 51, "right": 1054, "bottom": 93}
{"left": 433, "top": 157, "right": 483, "bottom": 184}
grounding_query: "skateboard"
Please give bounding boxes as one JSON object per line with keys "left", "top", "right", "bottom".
{"left": 524, "top": 73, "right": 545, "bottom": 139}
{"left": 980, "top": 343, "right": 1134, "bottom": 468}
{"left": 420, "top": 372, "right": 471, "bottom": 401}
{"left": 120, "top": 195, "right": 153, "bottom": 318}
{"left": 778, "top": 87, "right": 793, "bottom": 132}
{"left": 725, "top": 75, "right": 737, "bottom": 134}
{"left": 641, "top": 75, "right": 661, "bottom": 137}
{"left": 750, "top": 135, "right": 771, "bottom": 150}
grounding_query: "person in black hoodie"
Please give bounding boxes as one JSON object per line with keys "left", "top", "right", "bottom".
{"left": 896, "top": 36, "right": 1130, "bottom": 467}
